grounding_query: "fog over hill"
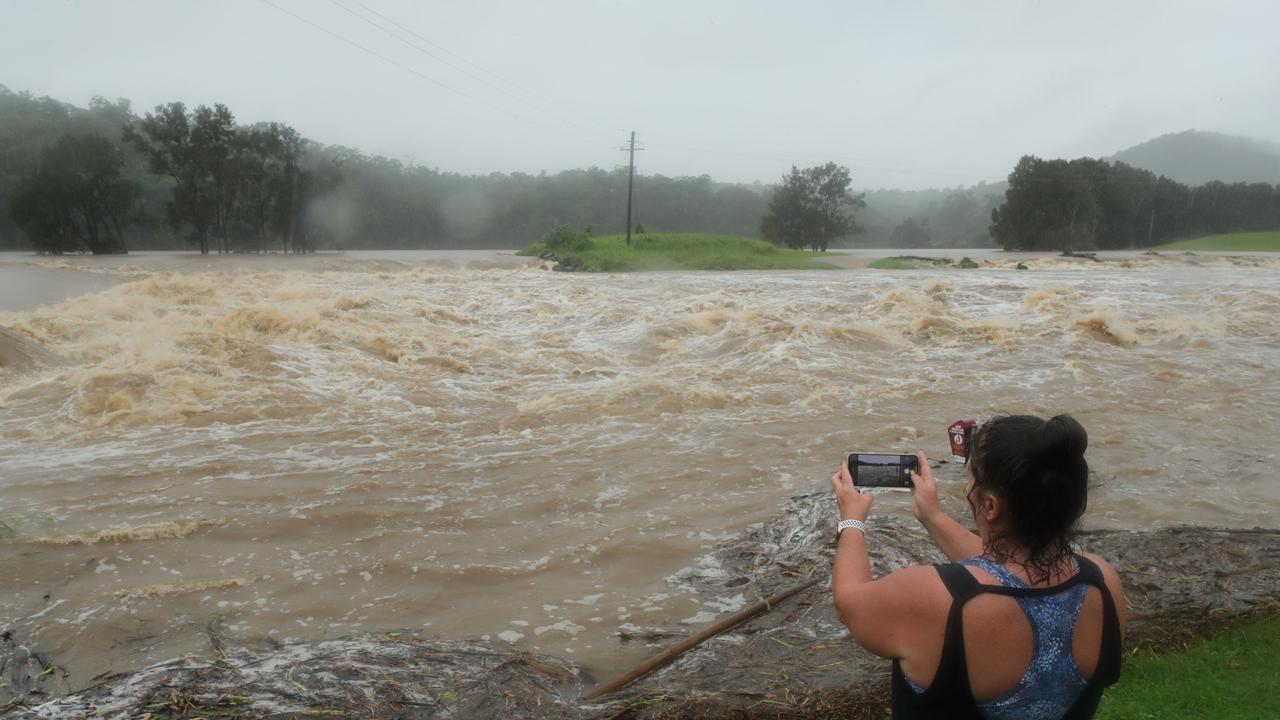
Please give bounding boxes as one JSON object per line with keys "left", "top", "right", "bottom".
{"left": 1110, "top": 130, "right": 1280, "bottom": 185}
{"left": 862, "top": 129, "right": 1280, "bottom": 247}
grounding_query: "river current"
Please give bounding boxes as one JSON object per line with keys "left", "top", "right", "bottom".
{"left": 1, "top": 250, "right": 1277, "bottom": 684}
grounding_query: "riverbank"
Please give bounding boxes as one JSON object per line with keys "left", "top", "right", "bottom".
{"left": 7, "top": 485, "right": 1278, "bottom": 719}
{"left": 1153, "top": 231, "right": 1280, "bottom": 252}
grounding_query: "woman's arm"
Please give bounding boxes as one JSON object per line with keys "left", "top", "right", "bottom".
{"left": 830, "top": 460, "right": 874, "bottom": 584}
{"left": 830, "top": 460, "right": 934, "bottom": 657}
{"left": 910, "top": 451, "right": 983, "bottom": 562}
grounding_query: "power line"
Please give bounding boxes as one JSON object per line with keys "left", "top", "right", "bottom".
{"left": 258, "top": 0, "right": 561, "bottom": 130}
{"left": 256, "top": 0, "right": 1007, "bottom": 186}
{"left": 344, "top": 0, "right": 624, "bottom": 136}
{"left": 258, "top": 0, "right": 1175, "bottom": 190}
{"left": 324, "top": 0, "right": 614, "bottom": 138}
{"left": 319, "top": 0, "right": 985, "bottom": 173}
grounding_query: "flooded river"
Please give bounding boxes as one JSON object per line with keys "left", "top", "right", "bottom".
{"left": 1, "top": 250, "right": 1277, "bottom": 686}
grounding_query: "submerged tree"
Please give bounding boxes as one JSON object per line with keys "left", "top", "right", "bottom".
{"left": 191, "top": 104, "right": 239, "bottom": 254}
{"left": 125, "top": 102, "right": 216, "bottom": 253}
{"left": 236, "top": 122, "right": 306, "bottom": 253}
{"left": 125, "top": 103, "right": 322, "bottom": 253}
{"left": 9, "top": 133, "right": 139, "bottom": 254}
{"left": 760, "top": 162, "right": 864, "bottom": 251}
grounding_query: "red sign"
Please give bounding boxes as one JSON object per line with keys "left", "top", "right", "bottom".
{"left": 948, "top": 419, "right": 977, "bottom": 463}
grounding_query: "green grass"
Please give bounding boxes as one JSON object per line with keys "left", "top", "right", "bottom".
{"left": 1096, "top": 615, "right": 1280, "bottom": 719}
{"left": 517, "top": 233, "right": 838, "bottom": 272}
{"left": 868, "top": 256, "right": 953, "bottom": 270}
{"left": 868, "top": 255, "right": 978, "bottom": 269}
{"left": 1152, "top": 231, "right": 1280, "bottom": 252}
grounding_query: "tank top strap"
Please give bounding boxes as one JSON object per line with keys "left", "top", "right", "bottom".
{"left": 922, "top": 562, "right": 984, "bottom": 700}
{"left": 1071, "top": 553, "right": 1124, "bottom": 687}
{"left": 934, "top": 561, "right": 982, "bottom": 602}
{"left": 1071, "top": 553, "right": 1104, "bottom": 585}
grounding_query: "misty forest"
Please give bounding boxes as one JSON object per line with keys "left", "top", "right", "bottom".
{"left": 3, "top": 86, "right": 1278, "bottom": 256}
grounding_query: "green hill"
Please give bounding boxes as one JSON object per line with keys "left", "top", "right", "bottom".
{"left": 1111, "top": 130, "right": 1280, "bottom": 185}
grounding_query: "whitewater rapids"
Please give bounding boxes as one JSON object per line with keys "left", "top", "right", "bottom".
{"left": 0, "top": 250, "right": 1277, "bottom": 686}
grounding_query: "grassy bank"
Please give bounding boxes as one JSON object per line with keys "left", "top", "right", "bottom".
{"left": 1153, "top": 231, "right": 1280, "bottom": 252}
{"left": 517, "top": 232, "right": 837, "bottom": 271}
{"left": 1096, "top": 615, "right": 1280, "bottom": 719}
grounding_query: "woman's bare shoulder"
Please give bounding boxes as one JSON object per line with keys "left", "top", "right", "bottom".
{"left": 878, "top": 563, "right": 953, "bottom": 607}
{"left": 1080, "top": 551, "right": 1122, "bottom": 584}
{"left": 1080, "top": 551, "right": 1128, "bottom": 629}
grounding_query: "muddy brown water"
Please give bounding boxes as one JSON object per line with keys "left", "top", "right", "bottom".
{"left": 0, "top": 250, "right": 1277, "bottom": 690}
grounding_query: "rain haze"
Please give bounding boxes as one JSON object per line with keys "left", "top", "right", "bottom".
{"left": 3, "top": 0, "right": 1279, "bottom": 189}
{"left": 3, "top": 2, "right": 1280, "bottom": 716}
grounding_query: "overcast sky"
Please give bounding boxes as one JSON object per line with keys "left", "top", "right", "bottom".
{"left": 3, "top": 0, "right": 1278, "bottom": 190}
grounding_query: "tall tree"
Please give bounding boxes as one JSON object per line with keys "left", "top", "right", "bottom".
{"left": 760, "top": 162, "right": 864, "bottom": 251}
{"left": 9, "top": 133, "right": 139, "bottom": 254}
{"left": 231, "top": 122, "right": 302, "bottom": 253}
{"left": 190, "top": 104, "right": 239, "bottom": 253}
{"left": 124, "top": 102, "right": 228, "bottom": 253}
{"left": 991, "top": 156, "right": 1100, "bottom": 251}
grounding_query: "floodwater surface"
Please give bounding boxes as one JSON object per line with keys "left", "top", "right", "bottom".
{"left": 1, "top": 250, "right": 1277, "bottom": 688}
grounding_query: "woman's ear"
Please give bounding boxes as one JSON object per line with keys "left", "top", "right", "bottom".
{"left": 981, "top": 492, "right": 1001, "bottom": 525}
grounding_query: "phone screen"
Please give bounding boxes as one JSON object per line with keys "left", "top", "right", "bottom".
{"left": 849, "top": 453, "right": 917, "bottom": 488}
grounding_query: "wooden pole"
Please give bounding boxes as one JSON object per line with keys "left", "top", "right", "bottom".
{"left": 625, "top": 131, "right": 636, "bottom": 246}
{"left": 582, "top": 576, "right": 823, "bottom": 702}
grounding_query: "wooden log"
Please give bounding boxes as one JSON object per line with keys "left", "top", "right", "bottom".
{"left": 582, "top": 576, "right": 823, "bottom": 702}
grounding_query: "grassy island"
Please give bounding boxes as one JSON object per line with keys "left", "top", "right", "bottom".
{"left": 868, "top": 255, "right": 981, "bottom": 269}
{"left": 1152, "top": 231, "right": 1280, "bottom": 252}
{"left": 517, "top": 231, "right": 838, "bottom": 271}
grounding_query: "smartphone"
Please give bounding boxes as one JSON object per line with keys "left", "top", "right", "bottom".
{"left": 847, "top": 453, "right": 919, "bottom": 488}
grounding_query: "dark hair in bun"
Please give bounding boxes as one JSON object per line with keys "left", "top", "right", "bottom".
{"left": 968, "top": 414, "right": 1090, "bottom": 582}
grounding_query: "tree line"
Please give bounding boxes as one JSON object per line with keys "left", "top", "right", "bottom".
{"left": 5, "top": 87, "right": 1277, "bottom": 255}
{"left": 0, "top": 88, "right": 772, "bottom": 253}
{"left": 990, "top": 155, "right": 1280, "bottom": 250}
{"left": 3, "top": 91, "right": 337, "bottom": 255}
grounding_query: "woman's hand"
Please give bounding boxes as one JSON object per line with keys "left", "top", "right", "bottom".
{"left": 908, "top": 451, "right": 943, "bottom": 526}
{"left": 831, "top": 459, "right": 873, "bottom": 521}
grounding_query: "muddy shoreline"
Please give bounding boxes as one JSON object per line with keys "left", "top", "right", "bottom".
{"left": 6, "top": 488, "right": 1278, "bottom": 719}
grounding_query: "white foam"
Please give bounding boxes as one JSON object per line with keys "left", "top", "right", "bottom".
{"left": 681, "top": 611, "right": 719, "bottom": 625}
{"left": 534, "top": 620, "right": 584, "bottom": 637}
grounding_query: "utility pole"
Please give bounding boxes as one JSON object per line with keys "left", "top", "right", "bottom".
{"left": 620, "top": 131, "right": 643, "bottom": 245}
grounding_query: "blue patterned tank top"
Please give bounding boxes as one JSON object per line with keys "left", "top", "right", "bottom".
{"left": 937, "top": 556, "right": 1090, "bottom": 720}
{"left": 901, "top": 556, "right": 1090, "bottom": 712}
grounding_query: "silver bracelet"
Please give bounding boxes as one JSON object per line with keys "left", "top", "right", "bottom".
{"left": 837, "top": 518, "right": 868, "bottom": 540}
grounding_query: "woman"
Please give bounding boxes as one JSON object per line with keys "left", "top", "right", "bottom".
{"left": 830, "top": 415, "right": 1126, "bottom": 720}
